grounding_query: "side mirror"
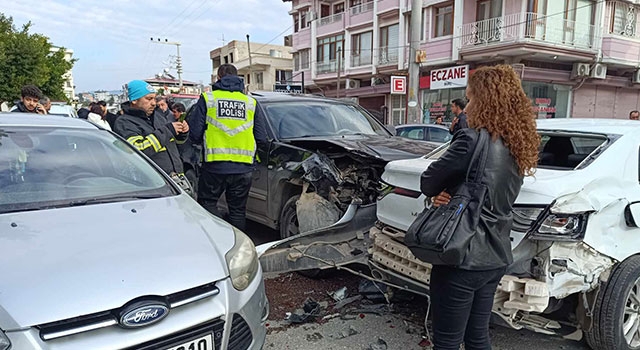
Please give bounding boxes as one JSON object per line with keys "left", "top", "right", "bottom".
{"left": 385, "top": 125, "right": 396, "bottom": 136}
{"left": 624, "top": 202, "right": 640, "bottom": 227}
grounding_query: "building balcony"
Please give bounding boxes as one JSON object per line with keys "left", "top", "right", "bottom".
{"left": 378, "top": 46, "right": 400, "bottom": 66}
{"left": 350, "top": 1, "right": 373, "bottom": 16}
{"left": 351, "top": 54, "right": 373, "bottom": 67}
{"left": 317, "top": 12, "right": 345, "bottom": 36}
{"left": 316, "top": 59, "right": 345, "bottom": 74}
{"left": 601, "top": 1, "right": 640, "bottom": 66}
{"left": 377, "top": 0, "right": 400, "bottom": 15}
{"left": 459, "top": 12, "right": 599, "bottom": 53}
{"left": 346, "top": 2, "right": 374, "bottom": 28}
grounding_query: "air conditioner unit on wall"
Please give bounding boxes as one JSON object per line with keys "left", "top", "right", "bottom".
{"left": 347, "top": 79, "right": 360, "bottom": 89}
{"left": 590, "top": 63, "right": 607, "bottom": 80}
{"left": 571, "top": 63, "right": 590, "bottom": 79}
{"left": 633, "top": 70, "right": 640, "bottom": 84}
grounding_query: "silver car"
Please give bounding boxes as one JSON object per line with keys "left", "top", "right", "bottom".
{"left": 0, "top": 114, "right": 267, "bottom": 350}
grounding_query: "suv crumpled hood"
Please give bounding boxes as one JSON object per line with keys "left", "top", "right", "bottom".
{"left": 288, "top": 134, "right": 437, "bottom": 162}
{"left": 0, "top": 195, "right": 234, "bottom": 329}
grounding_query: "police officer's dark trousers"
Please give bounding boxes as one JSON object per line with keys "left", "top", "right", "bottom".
{"left": 197, "top": 168, "right": 252, "bottom": 231}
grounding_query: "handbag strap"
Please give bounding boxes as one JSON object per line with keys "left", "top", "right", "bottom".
{"left": 465, "top": 129, "right": 490, "bottom": 184}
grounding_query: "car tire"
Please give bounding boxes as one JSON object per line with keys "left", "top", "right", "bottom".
{"left": 279, "top": 195, "right": 330, "bottom": 279}
{"left": 279, "top": 195, "right": 300, "bottom": 239}
{"left": 586, "top": 255, "right": 640, "bottom": 349}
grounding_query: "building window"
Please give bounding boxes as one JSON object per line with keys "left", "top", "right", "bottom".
{"left": 276, "top": 70, "right": 293, "bottom": 83}
{"left": 434, "top": 4, "right": 453, "bottom": 37}
{"left": 379, "top": 24, "right": 399, "bottom": 65}
{"left": 334, "top": 2, "right": 345, "bottom": 13}
{"left": 611, "top": 1, "right": 637, "bottom": 36}
{"left": 321, "top": 4, "right": 330, "bottom": 18}
{"left": 256, "top": 72, "right": 263, "bottom": 84}
{"left": 351, "top": 31, "right": 373, "bottom": 66}
{"left": 301, "top": 49, "right": 310, "bottom": 69}
{"left": 229, "top": 53, "right": 234, "bottom": 63}
{"left": 293, "top": 14, "right": 299, "bottom": 33}
{"left": 350, "top": 0, "right": 371, "bottom": 6}
{"left": 391, "top": 94, "right": 406, "bottom": 125}
{"left": 317, "top": 35, "right": 344, "bottom": 62}
{"left": 224, "top": 56, "right": 229, "bottom": 64}
{"left": 300, "top": 11, "right": 308, "bottom": 29}
{"left": 420, "top": 8, "right": 427, "bottom": 41}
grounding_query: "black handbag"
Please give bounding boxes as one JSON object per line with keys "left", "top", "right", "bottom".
{"left": 404, "top": 129, "right": 490, "bottom": 266}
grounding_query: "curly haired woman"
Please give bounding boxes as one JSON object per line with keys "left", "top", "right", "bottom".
{"left": 419, "top": 65, "right": 540, "bottom": 350}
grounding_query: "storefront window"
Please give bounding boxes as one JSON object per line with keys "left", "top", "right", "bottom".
{"left": 421, "top": 88, "right": 467, "bottom": 123}
{"left": 391, "top": 94, "right": 406, "bottom": 125}
{"left": 521, "top": 82, "right": 571, "bottom": 119}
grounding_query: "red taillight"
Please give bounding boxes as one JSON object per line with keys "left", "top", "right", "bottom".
{"left": 392, "top": 187, "right": 422, "bottom": 198}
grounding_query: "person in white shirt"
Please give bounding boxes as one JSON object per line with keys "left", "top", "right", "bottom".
{"left": 87, "top": 103, "right": 112, "bottom": 130}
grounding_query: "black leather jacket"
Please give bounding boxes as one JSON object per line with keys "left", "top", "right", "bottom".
{"left": 420, "top": 128, "right": 523, "bottom": 270}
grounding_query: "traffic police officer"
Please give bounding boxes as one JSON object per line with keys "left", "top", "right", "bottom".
{"left": 188, "top": 64, "right": 267, "bottom": 231}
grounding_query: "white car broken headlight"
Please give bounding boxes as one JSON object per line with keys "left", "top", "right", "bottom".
{"left": 0, "top": 330, "right": 10, "bottom": 350}
{"left": 530, "top": 213, "right": 588, "bottom": 241}
{"left": 225, "top": 226, "right": 259, "bottom": 291}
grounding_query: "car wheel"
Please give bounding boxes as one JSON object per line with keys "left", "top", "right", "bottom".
{"left": 279, "top": 195, "right": 330, "bottom": 279}
{"left": 586, "top": 255, "right": 640, "bottom": 349}
{"left": 279, "top": 195, "right": 300, "bottom": 239}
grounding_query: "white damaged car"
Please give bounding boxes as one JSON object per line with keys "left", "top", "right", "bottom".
{"left": 369, "top": 119, "right": 640, "bottom": 349}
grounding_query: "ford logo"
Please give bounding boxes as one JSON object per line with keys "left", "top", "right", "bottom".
{"left": 119, "top": 302, "right": 169, "bottom": 328}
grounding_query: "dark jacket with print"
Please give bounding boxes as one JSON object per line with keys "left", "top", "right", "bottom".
{"left": 420, "top": 128, "right": 523, "bottom": 270}
{"left": 11, "top": 102, "right": 33, "bottom": 113}
{"left": 114, "top": 102, "right": 188, "bottom": 174}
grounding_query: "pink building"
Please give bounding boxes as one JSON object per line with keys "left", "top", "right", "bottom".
{"left": 284, "top": 0, "right": 640, "bottom": 123}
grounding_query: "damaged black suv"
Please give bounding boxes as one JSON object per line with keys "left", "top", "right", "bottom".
{"left": 244, "top": 92, "right": 438, "bottom": 239}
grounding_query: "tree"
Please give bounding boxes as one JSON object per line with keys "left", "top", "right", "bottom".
{"left": 0, "top": 13, "right": 76, "bottom": 104}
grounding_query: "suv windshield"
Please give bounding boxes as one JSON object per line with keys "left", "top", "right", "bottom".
{"left": 0, "top": 126, "right": 175, "bottom": 213}
{"left": 263, "top": 101, "right": 389, "bottom": 139}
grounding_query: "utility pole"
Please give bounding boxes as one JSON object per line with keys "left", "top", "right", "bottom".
{"left": 336, "top": 47, "right": 342, "bottom": 99}
{"left": 150, "top": 37, "right": 183, "bottom": 92}
{"left": 408, "top": 0, "right": 422, "bottom": 123}
{"left": 246, "top": 34, "right": 253, "bottom": 92}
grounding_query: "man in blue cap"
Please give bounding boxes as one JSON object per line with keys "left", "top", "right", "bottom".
{"left": 114, "top": 80, "right": 193, "bottom": 195}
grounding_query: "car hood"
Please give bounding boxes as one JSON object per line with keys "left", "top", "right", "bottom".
{"left": 382, "top": 157, "right": 588, "bottom": 205}
{"left": 287, "top": 134, "right": 437, "bottom": 162}
{"left": 0, "top": 195, "right": 235, "bottom": 329}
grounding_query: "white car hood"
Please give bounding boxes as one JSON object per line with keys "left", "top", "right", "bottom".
{"left": 0, "top": 195, "right": 235, "bottom": 329}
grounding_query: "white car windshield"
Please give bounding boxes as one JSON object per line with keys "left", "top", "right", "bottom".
{"left": 264, "top": 101, "right": 389, "bottom": 139}
{"left": 0, "top": 126, "right": 176, "bottom": 213}
{"left": 424, "top": 130, "right": 613, "bottom": 170}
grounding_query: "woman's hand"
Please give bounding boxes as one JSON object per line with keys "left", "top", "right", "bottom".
{"left": 431, "top": 191, "right": 451, "bottom": 207}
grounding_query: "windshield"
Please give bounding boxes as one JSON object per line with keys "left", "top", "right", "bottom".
{"left": 263, "top": 101, "right": 389, "bottom": 139}
{"left": 0, "top": 126, "right": 176, "bottom": 213}
{"left": 171, "top": 97, "right": 198, "bottom": 110}
{"left": 424, "top": 130, "right": 613, "bottom": 170}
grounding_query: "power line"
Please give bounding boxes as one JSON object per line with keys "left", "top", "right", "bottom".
{"left": 252, "top": 24, "right": 294, "bottom": 53}
{"left": 157, "top": 0, "right": 203, "bottom": 37}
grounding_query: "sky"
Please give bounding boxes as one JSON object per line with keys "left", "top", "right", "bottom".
{"left": 0, "top": 0, "right": 292, "bottom": 92}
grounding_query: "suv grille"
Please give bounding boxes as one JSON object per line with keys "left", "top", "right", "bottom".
{"left": 229, "top": 314, "right": 252, "bottom": 350}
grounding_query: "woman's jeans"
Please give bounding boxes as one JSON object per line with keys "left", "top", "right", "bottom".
{"left": 430, "top": 265, "right": 506, "bottom": 350}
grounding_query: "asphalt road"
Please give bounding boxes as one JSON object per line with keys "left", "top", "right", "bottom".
{"left": 245, "top": 221, "right": 590, "bottom": 350}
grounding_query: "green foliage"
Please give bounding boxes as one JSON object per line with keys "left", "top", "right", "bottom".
{"left": 0, "top": 13, "right": 76, "bottom": 104}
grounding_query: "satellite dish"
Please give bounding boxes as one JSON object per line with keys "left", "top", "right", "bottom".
{"left": 408, "top": 101, "right": 418, "bottom": 108}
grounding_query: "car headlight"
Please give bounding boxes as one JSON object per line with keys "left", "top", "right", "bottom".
{"left": 529, "top": 212, "right": 588, "bottom": 241}
{"left": 0, "top": 330, "right": 10, "bottom": 350}
{"left": 225, "top": 227, "right": 259, "bottom": 291}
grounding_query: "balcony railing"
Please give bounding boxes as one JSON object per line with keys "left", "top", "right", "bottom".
{"left": 316, "top": 59, "right": 345, "bottom": 74}
{"left": 351, "top": 54, "right": 373, "bottom": 67}
{"left": 319, "top": 12, "right": 343, "bottom": 27}
{"left": 606, "top": 1, "right": 638, "bottom": 38}
{"left": 460, "top": 12, "right": 599, "bottom": 50}
{"left": 351, "top": 1, "right": 374, "bottom": 15}
{"left": 378, "top": 46, "right": 399, "bottom": 65}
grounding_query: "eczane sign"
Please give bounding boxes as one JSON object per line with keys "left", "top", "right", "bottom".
{"left": 430, "top": 65, "right": 469, "bottom": 90}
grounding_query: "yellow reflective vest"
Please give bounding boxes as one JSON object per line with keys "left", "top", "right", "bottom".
{"left": 202, "top": 90, "right": 257, "bottom": 164}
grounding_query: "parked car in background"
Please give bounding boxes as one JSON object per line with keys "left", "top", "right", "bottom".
{"left": 0, "top": 113, "right": 267, "bottom": 350}
{"left": 238, "top": 92, "right": 439, "bottom": 241}
{"left": 48, "top": 102, "right": 78, "bottom": 118}
{"left": 395, "top": 124, "right": 452, "bottom": 144}
{"left": 167, "top": 93, "right": 200, "bottom": 110}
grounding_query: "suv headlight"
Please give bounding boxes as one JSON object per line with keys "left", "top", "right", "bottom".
{"left": 0, "top": 330, "right": 10, "bottom": 350}
{"left": 225, "top": 227, "right": 259, "bottom": 291}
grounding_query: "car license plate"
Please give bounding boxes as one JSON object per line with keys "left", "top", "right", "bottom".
{"left": 165, "top": 333, "right": 214, "bottom": 350}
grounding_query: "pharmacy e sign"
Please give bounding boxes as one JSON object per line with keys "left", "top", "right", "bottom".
{"left": 430, "top": 65, "right": 469, "bottom": 90}
{"left": 391, "top": 76, "right": 406, "bottom": 95}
